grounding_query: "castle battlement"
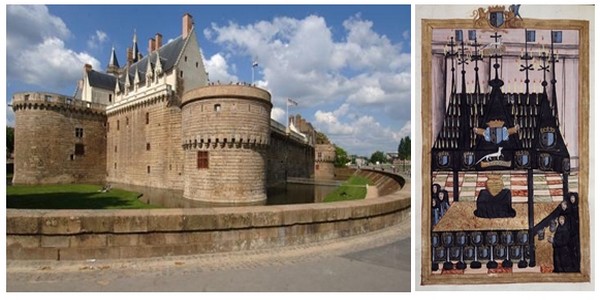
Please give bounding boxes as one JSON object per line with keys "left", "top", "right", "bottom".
{"left": 11, "top": 13, "right": 316, "bottom": 204}
{"left": 12, "top": 92, "right": 106, "bottom": 115}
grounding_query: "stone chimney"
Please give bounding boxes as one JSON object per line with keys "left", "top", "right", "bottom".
{"left": 84, "top": 64, "right": 93, "bottom": 72}
{"left": 148, "top": 38, "right": 155, "bottom": 53}
{"left": 155, "top": 33, "right": 163, "bottom": 50}
{"left": 126, "top": 47, "right": 133, "bottom": 65}
{"left": 182, "top": 13, "right": 193, "bottom": 39}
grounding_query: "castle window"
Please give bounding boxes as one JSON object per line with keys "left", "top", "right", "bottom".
{"left": 147, "top": 166, "right": 151, "bottom": 174}
{"left": 180, "top": 70, "right": 184, "bottom": 78}
{"left": 109, "top": 94, "right": 112, "bottom": 103}
{"left": 44, "top": 95, "right": 52, "bottom": 102}
{"left": 117, "top": 120, "right": 120, "bottom": 130}
{"left": 74, "top": 143, "right": 85, "bottom": 156}
{"left": 126, "top": 117, "right": 129, "bottom": 126}
{"left": 146, "top": 112, "right": 149, "bottom": 124}
{"left": 70, "top": 154, "right": 74, "bottom": 161}
{"left": 146, "top": 143, "right": 151, "bottom": 151}
{"left": 318, "top": 152, "right": 322, "bottom": 159}
{"left": 75, "top": 127, "right": 84, "bottom": 138}
{"left": 107, "top": 122, "right": 110, "bottom": 132}
{"left": 115, "top": 145, "right": 117, "bottom": 153}
{"left": 24, "top": 94, "right": 30, "bottom": 101}
{"left": 316, "top": 164, "right": 320, "bottom": 170}
{"left": 185, "top": 56, "right": 187, "bottom": 62}
{"left": 214, "top": 104, "right": 221, "bottom": 112}
{"left": 197, "top": 151, "right": 209, "bottom": 169}
{"left": 114, "top": 162, "right": 117, "bottom": 169}
{"left": 196, "top": 62, "right": 198, "bottom": 68}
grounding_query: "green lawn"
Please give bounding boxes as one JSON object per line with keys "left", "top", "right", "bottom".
{"left": 324, "top": 175, "right": 370, "bottom": 202}
{"left": 7, "top": 184, "right": 160, "bottom": 209}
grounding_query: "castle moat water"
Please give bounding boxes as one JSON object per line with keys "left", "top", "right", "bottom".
{"left": 114, "top": 182, "right": 340, "bottom": 208}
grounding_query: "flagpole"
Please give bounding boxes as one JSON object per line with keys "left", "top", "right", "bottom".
{"left": 251, "top": 60, "right": 258, "bottom": 85}
{"left": 286, "top": 99, "right": 289, "bottom": 133}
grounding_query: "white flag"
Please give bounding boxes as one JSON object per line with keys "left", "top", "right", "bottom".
{"left": 252, "top": 61, "right": 258, "bottom": 67}
{"left": 287, "top": 98, "right": 298, "bottom": 106}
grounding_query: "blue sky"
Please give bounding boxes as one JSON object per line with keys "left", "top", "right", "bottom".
{"left": 5, "top": 4, "right": 411, "bottom": 157}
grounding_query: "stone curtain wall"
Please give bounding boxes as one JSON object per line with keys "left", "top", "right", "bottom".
{"left": 106, "top": 96, "right": 184, "bottom": 190}
{"left": 267, "top": 132, "right": 315, "bottom": 186}
{"left": 12, "top": 93, "right": 106, "bottom": 184}
{"left": 7, "top": 172, "right": 409, "bottom": 260}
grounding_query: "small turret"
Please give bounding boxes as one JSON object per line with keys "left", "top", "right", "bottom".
{"left": 107, "top": 46, "right": 120, "bottom": 76}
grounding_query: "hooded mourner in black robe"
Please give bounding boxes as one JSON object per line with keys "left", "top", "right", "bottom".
{"left": 567, "top": 193, "right": 580, "bottom": 272}
{"left": 437, "top": 190, "right": 450, "bottom": 217}
{"left": 551, "top": 215, "right": 577, "bottom": 272}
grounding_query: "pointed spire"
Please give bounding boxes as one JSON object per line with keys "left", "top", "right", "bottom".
{"left": 115, "top": 77, "right": 121, "bottom": 94}
{"left": 132, "top": 29, "right": 140, "bottom": 63}
{"left": 107, "top": 45, "right": 120, "bottom": 76}
{"left": 134, "top": 66, "right": 140, "bottom": 85}
{"left": 146, "top": 54, "right": 154, "bottom": 81}
{"left": 155, "top": 50, "right": 163, "bottom": 76}
{"left": 109, "top": 46, "right": 120, "bottom": 68}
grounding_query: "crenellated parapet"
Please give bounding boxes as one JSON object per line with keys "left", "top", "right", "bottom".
{"left": 11, "top": 92, "right": 107, "bottom": 185}
{"left": 12, "top": 92, "right": 106, "bottom": 117}
{"left": 180, "top": 85, "right": 273, "bottom": 205}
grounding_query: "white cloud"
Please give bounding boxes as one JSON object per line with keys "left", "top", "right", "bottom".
{"left": 14, "top": 38, "right": 101, "bottom": 89}
{"left": 270, "top": 107, "right": 286, "bottom": 124}
{"left": 7, "top": 5, "right": 101, "bottom": 91}
{"left": 7, "top": 5, "right": 70, "bottom": 47}
{"left": 87, "top": 30, "right": 108, "bottom": 49}
{"left": 199, "top": 12, "right": 411, "bottom": 155}
{"left": 203, "top": 53, "right": 239, "bottom": 83}
{"left": 313, "top": 107, "right": 410, "bottom": 155}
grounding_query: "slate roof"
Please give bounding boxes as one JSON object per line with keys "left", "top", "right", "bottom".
{"left": 88, "top": 69, "right": 118, "bottom": 90}
{"left": 118, "top": 36, "right": 186, "bottom": 86}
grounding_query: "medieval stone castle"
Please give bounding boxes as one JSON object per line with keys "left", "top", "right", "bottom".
{"left": 11, "top": 14, "right": 336, "bottom": 205}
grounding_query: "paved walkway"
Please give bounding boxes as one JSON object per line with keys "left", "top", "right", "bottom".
{"left": 7, "top": 218, "right": 411, "bottom": 292}
{"left": 365, "top": 184, "right": 379, "bottom": 199}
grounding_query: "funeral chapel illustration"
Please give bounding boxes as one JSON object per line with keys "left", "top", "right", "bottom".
{"left": 421, "top": 5, "right": 589, "bottom": 283}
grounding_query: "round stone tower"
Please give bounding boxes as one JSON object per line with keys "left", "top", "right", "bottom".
{"left": 11, "top": 92, "right": 107, "bottom": 185}
{"left": 181, "top": 85, "right": 272, "bottom": 205}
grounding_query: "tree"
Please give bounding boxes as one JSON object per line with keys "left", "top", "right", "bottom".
{"left": 370, "top": 150, "right": 387, "bottom": 164}
{"left": 315, "top": 131, "right": 330, "bottom": 144}
{"left": 334, "top": 146, "right": 349, "bottom": 167}
{"left": 7, "top": 127, "right": 14, "bottom": 155}
{"left": 398, "top": 136, "right": 411, "bottom": 160}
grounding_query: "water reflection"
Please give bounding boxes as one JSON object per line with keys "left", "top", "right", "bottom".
{"left": 266, "top": 183, "right": 338, "bottom": 205}
{"left": 113, "top": 182, "right": 339, "bottom": 208}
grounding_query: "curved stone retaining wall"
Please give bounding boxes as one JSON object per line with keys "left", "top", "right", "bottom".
{"left": 7, "top": 177, "right": 409, "bottom": 261}
{"left": 355, "top": 169, "right": 406, "bottom": 197}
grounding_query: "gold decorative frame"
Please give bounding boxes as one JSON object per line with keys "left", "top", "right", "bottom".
{"left": 420, "top": 18, "right": 590, "bottom": 285}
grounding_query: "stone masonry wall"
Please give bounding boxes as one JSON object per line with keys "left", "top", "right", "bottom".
{"left": 106, "top": 95, "right": 184, "bottom": 190}
{"left": 181, "top": 85, "right": 272, "bottom": 204}
{"left": 6, "top": 176, "right": 410, "bottom": 260}
{"left": 268, "top": 132, "right": 315, "bottom": 186}
{"left": 12, "top": 93, "right": 106, "bottom": 185}
{"left": 315, "top": 144, "right": 336, "bottom": 179}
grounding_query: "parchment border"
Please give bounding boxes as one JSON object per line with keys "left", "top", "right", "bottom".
{"left": 420, "top": 18, "right": 590, "bottom": 285}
